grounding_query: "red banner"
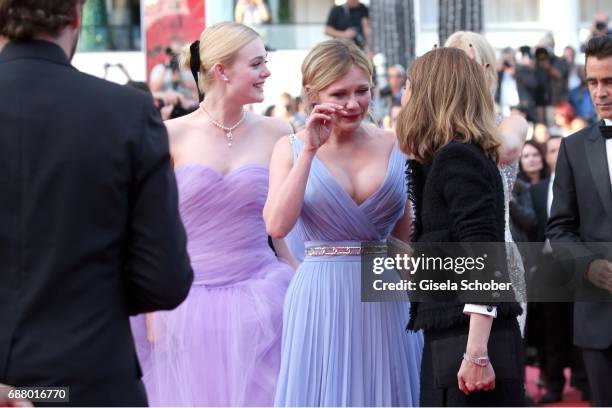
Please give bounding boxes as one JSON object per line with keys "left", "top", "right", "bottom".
{"left": 144, "top": 0, "right": 205, "bottom": 82}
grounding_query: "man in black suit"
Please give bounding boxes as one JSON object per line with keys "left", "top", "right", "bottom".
{"left": 531, "top": 136, "right": 583, "bottom": 404}
{"left": 0, "top": 1, "right": 193, "bottom": 406}
{"left": 547, "top": 35, "right": 612, "bottom": 406}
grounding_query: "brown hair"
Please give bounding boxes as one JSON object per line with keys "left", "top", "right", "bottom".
{"left": 301, "top": 39, "right": 372, "bottom": 112}
{"left": 518, "top": 140, "right": 548, "bottom": 183}
{"left": 0, "top": 0, "right": 81, "bottom": 40}
{"left": 585, "top": 34, "right": 612, "bottom": 66}
{"left": 397, "top": 47, "right": 501, "bottom": 164}
{"left": 181, "top": 21, "right": 259, "bottom": 94}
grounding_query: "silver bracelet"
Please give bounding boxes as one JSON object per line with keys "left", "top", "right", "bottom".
{"left": 462, "top": 353, "right": 490, "bottom": 367}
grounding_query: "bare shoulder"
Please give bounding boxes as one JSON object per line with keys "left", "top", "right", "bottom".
{"left": 270, "top": 129, "right": 295, "bottom": 165}
{"left": 164, "top": 113, "right": 193, "bottom": 141}
{"left": 257, "top": 115, "right": 294, "bottom": 138}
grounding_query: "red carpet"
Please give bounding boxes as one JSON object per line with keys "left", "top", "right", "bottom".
{"left": 525, "top": 366, "right": 590, "bottom": 407}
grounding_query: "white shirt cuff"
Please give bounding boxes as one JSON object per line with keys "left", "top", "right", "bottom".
{"left": 463, "top": 304, "right": 497, "bottom": 318}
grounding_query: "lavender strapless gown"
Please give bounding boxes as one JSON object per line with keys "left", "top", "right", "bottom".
{"left": 131, "top": 164, "right": 293, "bottom": 406}
{"left": 275, "top": 137, "right": 423, "bottom": 406}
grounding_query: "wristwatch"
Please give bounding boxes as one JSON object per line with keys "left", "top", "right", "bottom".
{"left": 462, "top": 353, "right": 490, "bottom": 367}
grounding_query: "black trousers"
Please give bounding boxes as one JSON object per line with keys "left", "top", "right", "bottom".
{"left": 582, "top": 345, "right": 612, "bottom": 406}
{"left": 420, "top": 318, "right": 525, "bottom": 407}
{"left": 540, "top": 302, "right": 573, "bottom": 393}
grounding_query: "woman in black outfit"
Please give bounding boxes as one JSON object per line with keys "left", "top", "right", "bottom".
{"left": 396, "top": 47, "right": 524, "bottom": 406}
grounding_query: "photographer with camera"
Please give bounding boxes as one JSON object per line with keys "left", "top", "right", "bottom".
{"left": 149, "top": 40, "right": 199, "bottom": 104}
{"left": 534, "top": 36, "right": 569, "bottom": 126}
{"left": 496, "top": 47, "right": 537, "bottom": 120}
{"left": 582, "top": 11, "right": 612, "bottom": 52}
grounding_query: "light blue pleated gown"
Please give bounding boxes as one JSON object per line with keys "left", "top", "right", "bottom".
{"left": 275, "top": 136, "right": 423, "bottom": 407}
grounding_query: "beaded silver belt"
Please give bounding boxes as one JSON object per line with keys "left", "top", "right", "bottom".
{"left": 304, "top": 244, "right": 387, "bottom": 257}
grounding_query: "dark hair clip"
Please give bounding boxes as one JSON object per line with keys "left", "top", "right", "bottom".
{"left": 189, "top": 40, "right": 203, "bottom": 101}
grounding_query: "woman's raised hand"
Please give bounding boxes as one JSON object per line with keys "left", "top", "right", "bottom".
{"left": 303, "top": 103, "right": 342, "bottom": 152}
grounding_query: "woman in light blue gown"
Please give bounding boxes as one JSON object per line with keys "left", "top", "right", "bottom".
{"left": 264, "top": 39, "right": 423, "bottom": 406}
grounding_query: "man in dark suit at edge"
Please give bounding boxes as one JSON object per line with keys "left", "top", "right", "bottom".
{"left": 547, "top": 34, "right": 612, "bottom": 406}
{"left": 0, "top": 0, "right": 193, "bottom": 405}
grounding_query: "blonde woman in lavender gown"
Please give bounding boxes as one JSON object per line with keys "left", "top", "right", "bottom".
{"left": 131, "top": 22, "right": 295, "bottom": 406}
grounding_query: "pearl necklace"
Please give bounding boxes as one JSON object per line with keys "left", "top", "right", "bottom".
{"left": 200, "top": 104, "right": 246, "bottom": 148}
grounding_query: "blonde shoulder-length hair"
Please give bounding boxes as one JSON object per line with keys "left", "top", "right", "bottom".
{"left": 445, "top": 31, "right": 498, "bottom": 97}
{"left": 397, "top": 47, "right": 501, "bottom": 164}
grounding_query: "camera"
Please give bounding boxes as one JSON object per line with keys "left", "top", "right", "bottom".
{"left": 596, "top": 21, "right": 608, "bottom": 31}
{"left": 519, "top": 46, "right": 532, "bottom": 59}
{"left": 165, "top": 47, "right": 180, "bottom": 72}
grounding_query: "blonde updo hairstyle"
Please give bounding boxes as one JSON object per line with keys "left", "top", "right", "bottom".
{"left": 301, "top": 39, "right": 373, "bottom": 113}
{"left": 444, "top": 31, "right": 498, "bottom": 97}
{"left": 181, "top": 21, "right": 259, "bottom": 94}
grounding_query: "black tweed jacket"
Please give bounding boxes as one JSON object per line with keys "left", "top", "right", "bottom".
{"left": 406, "top": 141, "right": 522, "bottom": 332}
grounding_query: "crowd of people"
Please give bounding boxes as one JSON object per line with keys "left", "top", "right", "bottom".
{"left": 1, "top": 0, "right": 612, "bottom": 407}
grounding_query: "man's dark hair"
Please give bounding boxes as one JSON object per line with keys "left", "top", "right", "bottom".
{"left": 585, "top": 34, "right": 612, "bottom": 63}
{"left": 0, "top": 0, "right": 80, "bottom": 41}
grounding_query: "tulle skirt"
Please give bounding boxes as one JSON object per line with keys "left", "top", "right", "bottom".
{"left": 274, "top": 255, "right": 423, "bottom": 406}
{"left": 132, "top": 260, "right": 292, "bottom": 407}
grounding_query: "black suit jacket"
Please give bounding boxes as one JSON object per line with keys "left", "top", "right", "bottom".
{"left": 546, "top": 121, "right": 612, "bottom": 349}
{"left": 0, "top": 40, "right": 193, "bottom": 405}
{"left": 530, "top": 177, "right": 575, "bottom": 294}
